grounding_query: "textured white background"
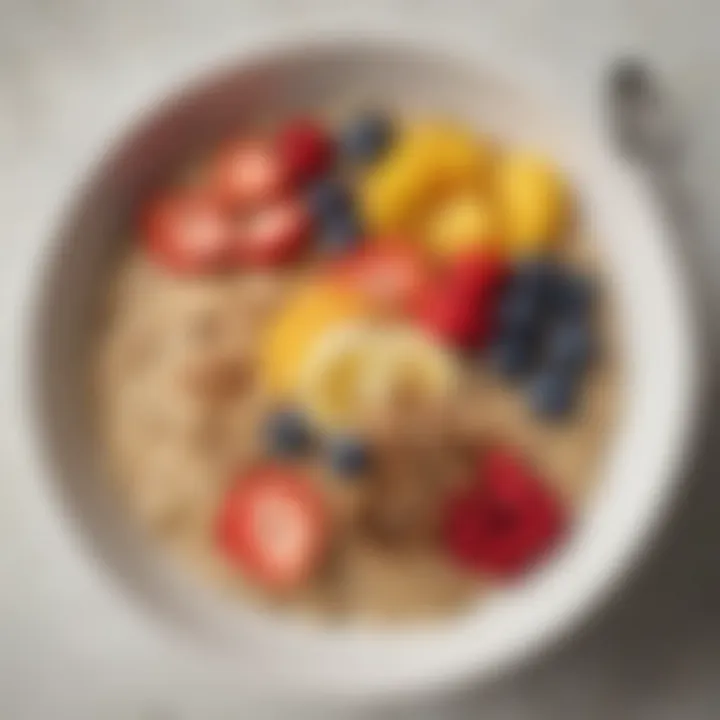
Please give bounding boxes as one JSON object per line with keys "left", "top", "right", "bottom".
{"left": 1, "top": 1, "right": 720, "bottom": 718}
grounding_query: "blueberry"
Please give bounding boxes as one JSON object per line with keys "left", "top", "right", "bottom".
{"left": 546, "top": 319, "right": 594, "bottom": 372}
{"left": 319, "top": 212, "right": 363, "bottom": 255}
{"left": 265, "top": 409, "right": 313, "bottom": 457}
{"left": 306, "top": 179, "right": 352, "bottom": 222}
{"left": 328, "top": 436, "right": 370, "bottom": 478}
{"left": 529, "top": 369, "right": 576, "bottom": 420}
{"left": 340, "top": 114, "right": 394, "bottom": 163}
{"left": 514, "top": 259, "right": 558, "bottom": 299}
{"left": 488, "top": 334, "right": 535, "bottom": 379}
{"left": 498, "top": 288, "right": 539, "bottom": 333}
{"left": 552, "top": 273, "right": 595, "bottom": 319}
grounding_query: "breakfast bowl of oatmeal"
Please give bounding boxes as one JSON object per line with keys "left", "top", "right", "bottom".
{"left": 25, "top": 41, "right": 699, "bottom": 697}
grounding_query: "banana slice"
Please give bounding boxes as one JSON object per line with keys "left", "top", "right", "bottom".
{"left": 297, "top": 322, "right": 378, "bottom": 432}
{"left": 364, "top": 326, "right": 460, "bottom": 413}
{"left": 298, "top": 321, "right": 462, "bottom": 433}
{"left": 298, "top": 323, "right": 460, "bottom": 431}
{"left": 260, "top": 283, "right": 367, "bottom": 396}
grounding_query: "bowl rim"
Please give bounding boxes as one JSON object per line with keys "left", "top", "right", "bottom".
{"left": 12, "top": 36, "right": 704, "bottom": 701}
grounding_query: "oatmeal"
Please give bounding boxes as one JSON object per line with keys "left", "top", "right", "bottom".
{"left": 94, "top": 113, "right": 618, "bottom": 622}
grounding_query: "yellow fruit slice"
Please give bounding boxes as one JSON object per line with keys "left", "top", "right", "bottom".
{"left": 399, "top": 122, "right": 493, "bottom": 194}
{"left": 496, "top": 152, "right": 569, "bottom": 255}
{"left": 365, "top": 326, "right": 460, "bottom": 413}
{"left": 360, "top": 152, "right": 432, "bottom": 235}
{"left": 425, "top": 193, "right": 500, "bottom": 259}
{"left": 260, "top": 283, "right": 367, "bottom": 396}
{"left": 297, "top": 322, "right": 378, "bottom": 431}
{"left": 359, "top": 121, "right": 494, "bottom": 236}
{"left": 297, "top": 323, "right": 461, "bottom": 432}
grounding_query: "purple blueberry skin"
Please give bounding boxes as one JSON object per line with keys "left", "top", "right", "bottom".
{"left": 551, "top": 272, "right": 595, "bottom": 319}
{"left": 328, "top": 436, "right": 370, "bottom": 478}
{"left": 489, "top": 332, "right": 536, "bottom": 379}
{"left": 498, "top": 288, "right": 540, "bottom": 333}
{"left": 529, "top": 368, "right": 577, "bottom": 419}
{"left": 319, "top": 211, "right": 363, "bottom": 255}
{"left": 340, "top": 113, "right": 394, "bottom": 164}
{"left": 306, "top": 179, "right": 352, "bottom": 222}
{"left": 265, "top": 409, "right": 313, "bottom": 457}
{"left": 545, "top": 318, "right": 594, "bottom": 372}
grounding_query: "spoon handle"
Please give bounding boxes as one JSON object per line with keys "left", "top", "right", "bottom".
{"left": 607, "top": 58, "right": 681, "bottom": 165}
{"left": 607, "top": 58, "right": 691, "bottom": 235}
{"left": 607, "top": 58, "right": 719, "bottom": 364}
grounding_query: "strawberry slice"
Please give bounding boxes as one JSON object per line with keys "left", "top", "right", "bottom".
{"left": 443, "top": 448, "right": 566, "bottom": 576}
{"left": 233, "top": 198, "right": 311, "bottom": 266}
{"left": 331, "top": 246, "right": 432, "bottom": 315}
{"left": 277, "top": 118, "right": 334, "bottom": 184}
{"left": 216, "top": 465, "right": 327, "bottom": 590}
{"left": 211, "top": 139, "right": 288, "bottom": 208}
{"left": 142, "top": 192, "right": 232, "bottom": 274}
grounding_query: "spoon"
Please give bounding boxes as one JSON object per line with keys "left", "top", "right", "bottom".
{"left": 608, "top": 58, "right": 715, "bottom": 371}
{"left": 607, "top": 57, "right": 682, "bottom": 168}
{"left": 607, "top": 57, "right": 692, "bottom": 241}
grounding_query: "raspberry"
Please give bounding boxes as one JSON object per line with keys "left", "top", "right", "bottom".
{"left": 442, "top": 447, "right": 566, "bottom": 576}
{"left": 416, "top": 250, "right": 508, "bottom": 350}
{"left": 447, "top": 250, "right": 509, "bottom": 304}
{"left": 417, "top": 286, "right": 495, "bottom": 349}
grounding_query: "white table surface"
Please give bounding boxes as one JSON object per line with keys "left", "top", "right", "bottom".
{"left": 2, "top": 1, "right": 720, "bottom": 718}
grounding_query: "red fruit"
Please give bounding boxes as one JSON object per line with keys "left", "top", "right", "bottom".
{"left": 372, "top": 234, "right": 418, "bottom": 249}
{"left": 417, "top": 250, "right": 508, "bottom": 348}
{"left": 416, "top": 285, "right": 495, "bottom": 348}
{"left": 233, "top": 198, "right": 311, "bottom": 266}
{"left": 446, "top": 250, "right": 509, "bottom": 305}
{"left": 216, "top": 465, "right": 328, "bottom": 590}
{"left": 473, "top": 305, "right": 496, "bottom": 348}
{"left": 142, "top": 192, "right": 232, "bottom": 274}
{"left": 443, "top": 448, "right": 566, "bottom": 576}
{"left": 416, "top": 290, "right": 477, "bottom": 347}
{"left": 211, "top": 139, "right": 288, "bottom": 207}
{"left": 332, "top": 246, "right": 433, "bottom": 315}
{"left": 277, "top": 118, "right": 334, "bottom": 184}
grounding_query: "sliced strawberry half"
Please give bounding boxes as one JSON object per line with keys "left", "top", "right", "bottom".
{"left": 210, "top": 138, "right": 289, "bottom": 208}
{"left": 331, "top": 246, "right": 433, "bottom": 315}
{"left": 233, "top": 198, "right": 312, "bottom": 266}
{"left": 216, "top": 465, "right": 328, "bottom": 590}
{"left": 442, "top": 447, "right": 566, "bottom": 576}
{"left": 141, "top": 192, "right": 232, "bottom": 274}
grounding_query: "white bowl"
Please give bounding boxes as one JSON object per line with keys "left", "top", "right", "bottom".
{"left": 24, "top": 41, "right": 699, "bottom": 700}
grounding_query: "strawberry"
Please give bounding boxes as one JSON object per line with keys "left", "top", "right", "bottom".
{"left": 211, "top": 139, "right": 288, "bottom": 208}
{"left": 216, "top": 465, "right": 328, "bottom": 590}
{"left": 233, "top": 198, "right": 311, "bottom": 266}
{"left": 331, "top": 245, "right": 432, "bottom": 315}
{"left": 141, "top": 191, "right": 232, "bottom": 274}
